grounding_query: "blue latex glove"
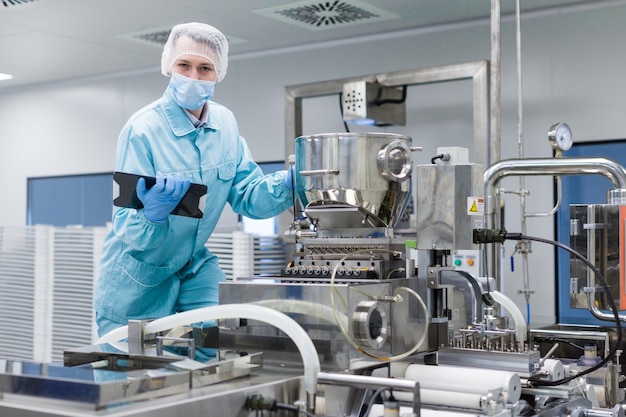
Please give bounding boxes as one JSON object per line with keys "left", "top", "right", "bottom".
{"left": 283, "top": 166, "right": 295, "bottom": 191}
{"left": 136, "top": 173, "right": 191, "bottom": 222}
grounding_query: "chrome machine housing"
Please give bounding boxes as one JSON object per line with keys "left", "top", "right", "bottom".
{"left": 294, "top": 132, "right": 413, "bottom": 229}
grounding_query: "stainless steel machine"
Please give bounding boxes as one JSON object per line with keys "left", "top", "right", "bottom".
{"left": 4, "top": 0, "right": 626, "bottom": 409}
{"left": 219, "top": 132, "right": 425, "bottom": 372}
{"left": 215, "top": 133, "right": 430, "bottom": 416}
{"left": 2, "top": 132, "right": 626, "bottom": 417}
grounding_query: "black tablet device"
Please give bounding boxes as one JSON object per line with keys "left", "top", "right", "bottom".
{"left": 113, "top": 171, "right": 208, "bottom": 219}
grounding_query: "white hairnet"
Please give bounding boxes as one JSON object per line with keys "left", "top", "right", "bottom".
{"left": 161, "top": 22, "right": 229, "bottom": 82}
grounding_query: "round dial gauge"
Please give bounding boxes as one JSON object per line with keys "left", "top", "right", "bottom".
{"left": 548, "top": 122, "right": 573, "bottom": 151}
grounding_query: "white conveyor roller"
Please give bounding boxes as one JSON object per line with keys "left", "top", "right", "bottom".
{"left": 394, "top": 363, "right": 521, "bottom": 407}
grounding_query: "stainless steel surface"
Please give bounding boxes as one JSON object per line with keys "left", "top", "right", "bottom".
{"left": 0, "top": 359, "right": 189, "bottom": 410}
{"left": 128, "top": 320, "right": 147, "bottom": 355}
{"left": 295, "top": 132, "right": 413, "bottom": 229}
{"left": 317, "top": 371, "right": 421, "bottom": 417}
{"left": 284, "top": 61, "right": 491, "bottom": 168}
{"left": 437, "top": 346, "right": 541, "bottom": 377}
{"left": 0, "top": 365, "right": 304, "bottom": 417}
{"left": 0, "top": 351, "right": 263, "bottom": 411}
{"left": 352, "top": 300, "right": 388, "bottom": 349}
{"left": 219, "top": 277, "right": 426, "bottom": 371}
{"left": 286, "top": 235, "right": 407, "bottom": 280}
{"left": 604, "top": 363, "right": 624, "bottom": 407}
{"left": 586, "top": 407, "right": 626, "bottom": 417}
{"left": 416, "top": 162, "right": 484, "bottom": 250}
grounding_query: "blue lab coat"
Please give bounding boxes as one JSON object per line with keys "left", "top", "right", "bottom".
{"left": 93, "top": 88, "right": 293, "bottom": 335}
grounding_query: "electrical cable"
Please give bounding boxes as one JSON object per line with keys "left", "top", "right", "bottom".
{"left": 535, "top": 337, "right": 585, "bottom": 352}
{"left": 338, "top": 92, "right": 351, "bottom": 133}
{"left": 474, "top": 229, "right": 623, "bottom": 386}
{"left": 430, "top": 153, "right": 449, "bottom": 165}
{"left": 374, "top": 85, "right": 407, "bottom": 105}
{"left": 362, "top": 386, "right": 392, "bottom": 417}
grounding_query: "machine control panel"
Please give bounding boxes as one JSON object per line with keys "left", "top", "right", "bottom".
{"left": 453, "top": 249, "right": 480, "bottom": 276}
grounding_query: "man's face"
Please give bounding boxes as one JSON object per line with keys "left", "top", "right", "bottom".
{"left": 170, "top": 36, "right": 218, "bottom": 81}
{"left": 171, "top": 54, "right": 217, "bottom": 81}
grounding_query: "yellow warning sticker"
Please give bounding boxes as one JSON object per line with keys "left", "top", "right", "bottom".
{"left": 467, "top": 197, "right": 484, "bottom": 215}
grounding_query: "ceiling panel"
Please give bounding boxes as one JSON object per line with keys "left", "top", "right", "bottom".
{"left": 0, "top": 0, "right": 620, "bottom": 89}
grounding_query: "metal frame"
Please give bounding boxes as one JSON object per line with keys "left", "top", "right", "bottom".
{"left": 284, "top": 60, "right": 492, "bottom": 167}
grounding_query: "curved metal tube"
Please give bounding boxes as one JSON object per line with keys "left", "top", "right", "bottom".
{"left": 483, "top": 157, "right": 626, "bottom": 318}
{"left": 440, "top": 270, "right": 485, "bottom": 324}
{"left": 484, "top": 157, "right": 626, "bottom": 228}
{"left": 524, "top": 175, "right": 562, "bottom": 218}
{"left": 587, "top": 292, "right": 626, "bottom": 323}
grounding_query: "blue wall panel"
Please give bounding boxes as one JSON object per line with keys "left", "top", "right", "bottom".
{"left": 557, "top": 141, "right": 626, "bottom": 325}
{"left": 27, "top": 173, "right": 113, "bottom": 227}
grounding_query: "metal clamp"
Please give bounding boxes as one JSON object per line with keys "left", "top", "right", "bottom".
{"left": 156, "top": 336, "right": 196, "bottom": 359}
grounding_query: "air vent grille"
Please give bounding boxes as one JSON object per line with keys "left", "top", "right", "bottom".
{"left": 133, "top": 30, "right": 172, "bottom": 46}
{"left": 2, "top": 0, "right": 37, "bottom": 7}
{"left": 119, "top": 26, "right": 246, "bottom": 48}
{"left": 255, "top": 0, "right": 398, "bottom": 31}
{"left": 118, "top": 25, "right": 174, "bottom": 47}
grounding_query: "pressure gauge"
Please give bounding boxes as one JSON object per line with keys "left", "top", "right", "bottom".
{"left": 548, "top": 122, "right": 573, "bottom": 152}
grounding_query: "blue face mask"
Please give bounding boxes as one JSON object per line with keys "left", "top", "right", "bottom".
{"left": 168, "top": 72, "right": 216, "bottom": 110}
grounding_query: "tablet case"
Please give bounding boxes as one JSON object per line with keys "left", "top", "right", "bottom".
{"left": 113, "top": 171, "right": 208, "bottom": 219}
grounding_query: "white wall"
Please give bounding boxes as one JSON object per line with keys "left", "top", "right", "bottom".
{"left": 1, "top": 4, "right": 626, "bottom": 326}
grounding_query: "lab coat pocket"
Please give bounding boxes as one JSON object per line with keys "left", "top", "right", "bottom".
{"left": 119, "top": 252, "right": 175, "bottom": 287}
{"left": 217, "top": 162, "right": 236, "bottom": 182}
{"left": 106, "top": 253, "right": 178, "bottom": 319}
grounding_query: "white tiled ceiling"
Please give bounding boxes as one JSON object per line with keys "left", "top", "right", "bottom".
{"left": 0, "top": 0, "right": 620, "bottom": 89}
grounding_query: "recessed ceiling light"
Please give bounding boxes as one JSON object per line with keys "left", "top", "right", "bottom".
{"left": 0, "top": 73, "right": 13, "bottom": 81}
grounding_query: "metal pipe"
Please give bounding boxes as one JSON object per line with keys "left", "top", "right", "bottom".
{"left": 524, "top": 176, "right": 562, "bottom": 217}
{"left": 515, "top": 0, "right": 524, "bottom": 162}
{"left": 539, "top": 342, "right": 559, "bottom": 367}
{"left": 483, "top": 157, "right": 626, "bottom": 288}
{"left": 490, "top": 0, "right": 501, "bottom": 166}
{"left": 485, "top": 157, "right": 626, "bottom": 226}
{"left": 317, "top": 372, "right": 421, "bottom": 417}
{"left": 585, "top": 405, "right": 626, "bottom": 417}
{"left": 511, "top": 0, "right": 535, "bottom": 312}
{"left": 587, "top": 292, "right": 626, "bottom": 323}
